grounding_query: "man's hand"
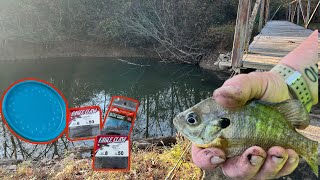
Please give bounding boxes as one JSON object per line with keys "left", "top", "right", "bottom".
{"left": 192, "top": 145, "right": 299, "bottom": 179}
{"left": 191, "top": 30, "right": 319, "bottom": 179}
{"left": 192, "top": 71, "right": 299, "bottom": 179}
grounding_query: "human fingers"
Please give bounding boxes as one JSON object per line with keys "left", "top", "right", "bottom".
{"left": 254, "top": 146, "right": 289, "bottom": 179}
{"left": 191, "top": 144, "right": 226, "bottom": 170}
{"left": 213, "top": 71, "right": 291, "bottom": 109}
{"left": 274, "top": 149, "right": 299, "bottom": 178}
{"left": 221, "top": 146, "right": 266, "bottom": 179}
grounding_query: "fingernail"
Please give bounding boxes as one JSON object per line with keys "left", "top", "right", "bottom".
{"left": 214, "top": 85, "right": 242, "bottom": 98}
{"left": 210, "top": 156, "right": 225, "bottom": 165}
{"left": 250, "top": 155, "right": 264, "bottom": 166}
{"left": 288, "top": 157, "right": 297, "bottom": 164}
{"left": 272, "top": 156, "right": 284, "bottom": 164}
{"left": 215, "top": 85, "right": 236, "bottom": 93}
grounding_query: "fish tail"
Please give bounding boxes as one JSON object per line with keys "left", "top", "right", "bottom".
{"left": 300, "top": 139, "right": 318, "bottom": 177}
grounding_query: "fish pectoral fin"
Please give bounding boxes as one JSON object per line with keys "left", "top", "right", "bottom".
{"left": 256, "top": 99, "right": 310, "bottom": 129}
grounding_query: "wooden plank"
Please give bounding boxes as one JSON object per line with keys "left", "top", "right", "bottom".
{"left": 242, "top": 61, "right": 275, "bottom": 70}
{"left": 231, "top": 0, "right": 251, "bottom": 68}
{"left": 243, "top": 59, "right": 320, "bottom": 71}
{"left": 297, "top": 125, "right": 320, "bottom": 142}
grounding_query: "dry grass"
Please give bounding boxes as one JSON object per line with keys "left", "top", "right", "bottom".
{"left": 0, "top": 135, "right": 202, "bottom": 180}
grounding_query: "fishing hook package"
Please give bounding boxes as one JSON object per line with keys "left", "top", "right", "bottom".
{"left": 67, "top": 106, "right": 102, "bottom": 140}
{"left": 93, "top": 135, "right": 130, "bottom": 171}
{"left": 93, "top": 96, "right": 139, "bottom": 171}
{"left": 101, "top": 96, "right": 139, "bottom": 136}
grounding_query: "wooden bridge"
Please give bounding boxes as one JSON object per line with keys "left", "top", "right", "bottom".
{"left": 230, "top": 0, "right": 320, "bottom": 71}
{"left": 242, "top": 20, "right": 320, "bottom": 70}
{"left": 228, "top": 0, "right": 320, "bottom": 143}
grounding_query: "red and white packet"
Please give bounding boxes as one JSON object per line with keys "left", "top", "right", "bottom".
{"left": 67, "top": 106, "right": 102, "bottom": 141}
{"left": 92, "top": 135, "right": 130, "bottom": 171}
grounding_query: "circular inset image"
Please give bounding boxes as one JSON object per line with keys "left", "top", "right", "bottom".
{"left": 1, "top": 78, "right": 68, "bottom": 144}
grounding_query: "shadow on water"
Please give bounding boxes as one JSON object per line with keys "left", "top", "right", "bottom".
{"left": 0, "top": 57, "right": 224, "bottom": 159}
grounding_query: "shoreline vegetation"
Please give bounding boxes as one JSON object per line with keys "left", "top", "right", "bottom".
{"left": 0, "top": 131, "right": 318, "bottom": 180}
{"left": 0, "top": 135, "right": 204, "bottom": 179}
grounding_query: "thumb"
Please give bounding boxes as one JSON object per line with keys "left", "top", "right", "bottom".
{"left": 213, "top": 71, "right": 291, "bottom": 108}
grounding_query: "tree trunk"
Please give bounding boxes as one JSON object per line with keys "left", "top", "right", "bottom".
{"left": 170, "top": 84, "right": 174, "bottom": 136}
{"left": 10, "top": 135, "right": 17, "bottom": 159}
{"left": 145, "top": 95, "right": 149, "bottom": 138}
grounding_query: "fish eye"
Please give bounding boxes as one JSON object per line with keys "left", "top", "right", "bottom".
{"left": 186, "top": 112, "right": 198, "bottom": 125}
{"left": 220, "top": 117, "right": 230, "bottom": 129}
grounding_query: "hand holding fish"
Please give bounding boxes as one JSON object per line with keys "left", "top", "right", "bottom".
{"left": 190, "top": 73, "right": 303, "bottom": 179}
{"left": 184, "top": 31, "right": 319, "bottom": 179}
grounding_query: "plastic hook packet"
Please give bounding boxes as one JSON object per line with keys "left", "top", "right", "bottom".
{"left": 92, "top": 135, "right": 130, "bottom": 171}
{"left": 67, "top": 106, "right": 102, "bottom": 141}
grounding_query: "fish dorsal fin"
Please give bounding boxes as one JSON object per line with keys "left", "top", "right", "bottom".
{"left": 256, "top": 99, "right": 310, "bottom": 129}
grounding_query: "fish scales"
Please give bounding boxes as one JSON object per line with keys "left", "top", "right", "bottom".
{"left": 173, "top": 98, "right": 319, "bottom": 176}
{"left": 226, "top": 103, "right": 306, "bottom": 157}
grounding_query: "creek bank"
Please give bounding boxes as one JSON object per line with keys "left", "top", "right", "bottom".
{"left": 0, "top": 136, "right": 202, "bottom": 179}
{"left": 0, "top": 40, "right": 157, "bottom": 61}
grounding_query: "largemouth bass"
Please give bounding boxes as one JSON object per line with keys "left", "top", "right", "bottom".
{"left": 173, "top": 98, "right": 318, "bottom": 176}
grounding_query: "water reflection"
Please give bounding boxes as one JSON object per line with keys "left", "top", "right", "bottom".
{"left": 0, "top": 57, "right": 224, "bottom": 159}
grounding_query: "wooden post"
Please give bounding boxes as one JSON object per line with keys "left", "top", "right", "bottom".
{"left": 291, "top": 2, "right": 298, "bottom": 23}
{"left": 297, "top": 2, "right": 300, "bottom": 25}
{"left": 231, "top": 0, "right": 251, "bottom": 68}
{"left": 259, "top": 0, "right": 265, "bottom": 31}
{"left": 298, "top": 0, "right": 307, "bottom": 25}
{"left": 246, "top": 0, "right": 262, "bottom": 50}
{"left": 264, "top": 0, "right": 270, "bottom": 24}
{"left": 307, "top": 0, "right": 311, "bottom": 23}
{"left": 289, "top": 4, "right": 292, "bottom": 22}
